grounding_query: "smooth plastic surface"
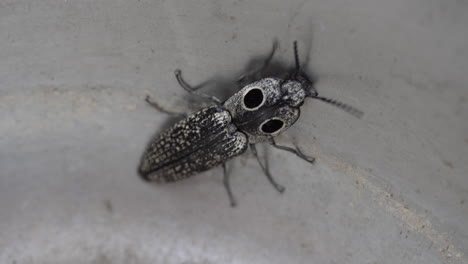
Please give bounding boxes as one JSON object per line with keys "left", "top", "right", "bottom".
{"left": 1, "top": 1, "right": 467, "bottom": 263}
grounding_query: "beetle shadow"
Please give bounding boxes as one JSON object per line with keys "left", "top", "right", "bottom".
{"left": 181, "top": 52, "right": 297, "bottom": 107}
{"left": 239, "top": 57, "right": 291, "bottom": 82}
{"left": 174, "top": 35, "right": 321, "bottom": 108}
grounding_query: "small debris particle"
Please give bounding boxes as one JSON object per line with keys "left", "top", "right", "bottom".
{"left": 440, "top": 245, "right": 452, "bottom": 258}
{"left": 442, "top": 160, "right": 454, "bottom": 169}
{"left": 123, "top": 104, "right": 136, "bottom": 111}
{"left": 104, "top": 199, "right": 113, "bottom": 214}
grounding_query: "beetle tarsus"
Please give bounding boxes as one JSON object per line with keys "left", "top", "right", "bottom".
{"left": 145, "top": 95, "right": 187, "bottom": 116}
{"left": 223, "top": 163, "right": 237, "bottom": 207}
{"left": 269, "top": 139, "right": 316, "bottom": 164}
{"left": 250, "top": 144, "right": 286, "bottom": 193}
{"left": 174, "top": 69, "right": 222, "bottom": 104}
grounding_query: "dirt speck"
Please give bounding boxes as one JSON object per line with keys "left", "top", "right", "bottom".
{"left": 439, "top": 245, "right": 459, "bottom": 259}
{"left": 103, "top": 199, "right": 113, "bottom": 214}
{"left": 225, "top": 32, "right": 238, "bottom": 43}
{"left": 123, "top": 104, "right": 136, "bottom": 111}
{"left": 442, "top": 160, "right": 454, "bottom": 169}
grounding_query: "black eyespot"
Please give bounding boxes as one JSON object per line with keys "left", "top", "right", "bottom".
{"left": 261, "top": 119, "right": 284, "bottom": 134}
{"left": 243, "top": 88, "right": 264, "bottom": 109}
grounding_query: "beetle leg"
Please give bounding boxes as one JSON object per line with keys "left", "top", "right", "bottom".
{"left": 237, "top": 39, "right": 279, "bottom": 87}
{"left": 269, "top": 138, "right": 315, "bottom": 164}
{"left": 250, "top": 144, "right": 285, "bottom": 193}
{"left": 145, "top": 95, "right": 188, "bottom": 117}
{"left": 174, "top": 69, "right": 222, "bottom": 104}
{"left": 222, "top": 163, "right": 237, "bottom": 207}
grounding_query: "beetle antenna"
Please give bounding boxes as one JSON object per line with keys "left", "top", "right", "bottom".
{"left": 308, "top": 95, "right": 364, "bottom": 118}
{"left": 293, "top": 41, "right": 300, "bottom": 71}
{"left": 291, "top": 41, "right": 318, "bottom": 96}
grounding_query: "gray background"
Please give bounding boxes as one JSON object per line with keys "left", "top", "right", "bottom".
{"left": 1, "top": 0, "right": 467, "bottom": 263}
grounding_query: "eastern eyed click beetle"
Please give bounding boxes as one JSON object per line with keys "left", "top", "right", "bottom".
{"left": 139, "top": 41, "right": 363, "bottom": 207}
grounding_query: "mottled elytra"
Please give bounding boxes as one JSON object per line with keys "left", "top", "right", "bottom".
{"left": 139, "top": 41, "right": 363, "bottom": 207}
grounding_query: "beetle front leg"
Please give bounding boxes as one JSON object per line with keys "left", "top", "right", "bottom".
{"left": 250, "top": 144, "right": 285, "bottom": 193}
{"left": 174, "top": 69, "right": 222, "bottom": 104}
{"left": 269, "top": 138, "right": 315, "bottom": 164}
{"left": 222, "top": 163, "right": 237, "bottom": 207}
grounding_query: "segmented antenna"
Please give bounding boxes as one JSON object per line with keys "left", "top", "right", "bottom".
{"left": 308, "top": 95, "right": 364, "bottom": 118}
{"left": 293, "top": 41, "right": 300, "bottom": 71}
{"left": 294, "top": 41, "right": 362, "bottom": 118}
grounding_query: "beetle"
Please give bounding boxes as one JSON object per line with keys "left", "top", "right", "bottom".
{"left": 139, "top": 41, "right": 362, "bottom": 206}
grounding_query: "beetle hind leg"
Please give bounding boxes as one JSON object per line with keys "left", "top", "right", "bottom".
{"left": 250, "top": 144, "right": 286, "bottom": 193}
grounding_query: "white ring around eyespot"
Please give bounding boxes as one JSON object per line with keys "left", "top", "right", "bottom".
{"left": 259, "top": 117, "right": 286, "bottom": 135}
{"left": 241, "top": 86, "right": 266, "bottom": 111}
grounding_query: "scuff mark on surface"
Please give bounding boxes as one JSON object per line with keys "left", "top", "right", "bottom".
{"left": 310, "top": 145, "right": 466, "bottom": 262}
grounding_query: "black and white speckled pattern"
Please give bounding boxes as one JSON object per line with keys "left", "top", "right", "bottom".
{"left": 224, "top": 78, "right": 283, "bottom": 121}
{"left": 223, "top": 78, "right": 304, "bottom": 143}
{"left": 139, "top": 106, "right": 248, "bottom": 182}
